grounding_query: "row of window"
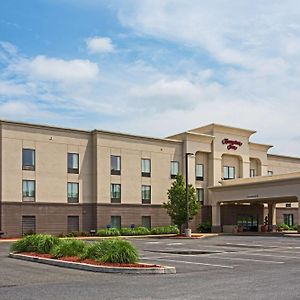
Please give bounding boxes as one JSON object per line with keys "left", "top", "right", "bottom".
{"left": 22, "top": 180, "right": 205, "bottom": 205}
{"left": 22, "top": 149, "right": 206, "bottom": 181}
{"left": 224, "top": 166, "right": 274, "bottom": 180}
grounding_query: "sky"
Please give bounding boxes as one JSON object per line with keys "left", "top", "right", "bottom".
{"left": 0, "top": 0, "right": 300, "bottom": 156}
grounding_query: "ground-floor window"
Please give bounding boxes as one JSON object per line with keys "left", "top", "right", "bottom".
{"left": 142, "top": 216, "right": 151, "bottom": 229}
{"left": 67, "top": 216, "right": 79, "bottom": 233}
{"left": 22, "top": 216, "right": 36, "bottom": 235}
{"left": 111, "top": 216, "right": 121, "bottom": 229}
{"left": 283, "top": 214, "right": 293, "bottom": 227}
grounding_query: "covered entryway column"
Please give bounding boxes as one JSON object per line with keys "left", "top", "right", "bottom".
{"left": 268, "top": 203, "right": 277, "bottom": 231}
{"left": 211, "top": 203, "right": 221, "bottom": 232}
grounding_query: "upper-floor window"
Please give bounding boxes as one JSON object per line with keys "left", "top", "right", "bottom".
{"left": 141, "top": 159, "right": 151, "bottom": 177}
{"left": 223, "top": 166, "right": 235, "bottom": 180}
{"left": 250, "top": 169, "right": 256, "bottom": 177}
{"left": 22, "top": 180, "right": 35, "bottom": 201}
{"left": 170, "top": 161, "right": 179, "bottom": 179}
{"left": 111, "top": 155, "right": 121, "bottom": 175}
{"left": 22, "top": 149, "right": 35, "bottom": 171}
{"left": 111, "top": 183, "right": 121, "bottom": 203}
{"left": 142, "top": 185, "right": 151, "bottom": 204}
{"left": 268, "top": 170, "right": 273, "bottom": 176}
{"left": 68, "top": 153, "right": 79, "bottom": 174}
{"left": 195, "top": 164, "right": 204, "bottom": 181}
{"left": 196, "top": 188, "right": 204, "bottom": 205}
{"left": 67, "top": 182, "right": 79, "bottom": 203}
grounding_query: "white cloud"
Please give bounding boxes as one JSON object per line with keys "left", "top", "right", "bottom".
{"left": 11, "top": 55, "right": 99, "bottom": 83}
{"left": 86, "top": 36, "right": 114, "bottom": 53}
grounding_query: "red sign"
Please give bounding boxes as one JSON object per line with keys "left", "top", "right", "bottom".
{"left": 222, "top": 138, "right": 243, "bottom": 151}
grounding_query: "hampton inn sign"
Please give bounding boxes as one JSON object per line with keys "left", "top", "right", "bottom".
{"left": 222, "top": 138, "right": 243, "bottom": 151}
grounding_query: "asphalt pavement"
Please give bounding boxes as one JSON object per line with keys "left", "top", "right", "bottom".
{"left": 1, "top": 235, "right": 300, "bottom": 299}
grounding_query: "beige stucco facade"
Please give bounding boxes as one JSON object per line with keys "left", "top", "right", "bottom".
{"left": 0, "top": 120, "right": 300, "bottom": 237}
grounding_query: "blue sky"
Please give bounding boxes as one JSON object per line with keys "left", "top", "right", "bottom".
{"left": 1, "top": 0, "right": 300, "bottom": 156}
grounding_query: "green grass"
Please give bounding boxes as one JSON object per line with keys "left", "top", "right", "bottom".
{"left": 10, "top": 234, "right": 60, "bottom": 254}
{"left": 50, "top": 239, "right": 87, "bottom": 258}
{"left": 96, "top": 228, "right": 120, "bottom": 237}
{"left": 82, "top": 239, "right": 139, "bottom": 263}
{"left": 119, "top": 227, "right": 151, "bottom": 236}
{"left": 150, "top": 225, "right": 179, "bottom": 235}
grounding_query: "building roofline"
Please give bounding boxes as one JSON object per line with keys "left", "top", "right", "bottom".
{"left": 268, "top": 153, "right": 300, "bottom": 161}
{"left": 0, "top": 119, "right": 182, "bottom": 144}
{"left": 190, "top": 123, "right": 257, "bottom": 135}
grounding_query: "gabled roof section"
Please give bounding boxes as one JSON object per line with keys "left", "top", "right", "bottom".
{"left": 188, "top": 123, "right": 256, "bottom": 138}
{"left": 167, "top": 130, "right": 214, "bottom": 143}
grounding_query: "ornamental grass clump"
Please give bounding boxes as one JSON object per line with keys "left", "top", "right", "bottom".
{"left": 120, "top": 227, "right": 150, "bottom": 236}
{"left": 83, "top": 239, "right": 139, "bottom": 264}
{"left": 151, "top": 225, "right": 179, "bottom": 235}
{"left": 10, "top": 234, "right": 60, "bottom": 254}
{"left": 96, "top": 228, "right": 120, "bottom": 237}
{"left": 50, "top": 239, "right": 86, "bottom": 258}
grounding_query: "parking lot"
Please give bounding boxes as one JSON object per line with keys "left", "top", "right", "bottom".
{"left": 1, "top": 235, "right": 300, "bottom": 299}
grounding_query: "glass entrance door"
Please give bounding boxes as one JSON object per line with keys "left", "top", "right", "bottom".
{"left": 237, "top": 215, "right": 258, "bottom": 231}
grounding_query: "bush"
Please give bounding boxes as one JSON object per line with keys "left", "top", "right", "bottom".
{"left": 277, "top": 223, "right": 290, "bottom": 231}
{"left": 96, "top": 228, "right": 120, "bottom": 237}
{"left": 120, "top": 227, "right": 151, "bottom": 236}
{"left": 50, "top": 239, "right": 86, "bottom": 258}
{"left": 151, "top": 225, "right": 179, "bottom": 235}
{"left": 197, "top": 222, "right": 212, "bottom": 233}
{"left": 10, "top": 234, "right": 60, "bottom": 254}
{"left": 291, "top": 224, "right": 298, "bottom": 231}
{"left": 82, "top": 239, "right": 139, "bottom": 263}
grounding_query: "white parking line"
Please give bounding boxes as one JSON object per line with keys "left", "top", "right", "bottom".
{"left": 141, "top": 257, "right": 236, "bottom": 269}
{"left": 207, "top": 256, "right": 284, "bottom": 264}
{"left": 166, "top": 243, "right": 183, "bottom": 246}
{"left": 235, "top": 252, "right": 300, "bottom": 260}
{"left": 146, "top": 242, "right": 161, "bottom": 244}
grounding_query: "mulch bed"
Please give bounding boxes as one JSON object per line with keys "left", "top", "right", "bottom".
{"left": 20, "top": 252, "right": 161, "bottom": 268}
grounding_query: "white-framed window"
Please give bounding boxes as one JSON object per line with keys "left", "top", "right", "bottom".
{"left": 142, "top": 185, "right": 151, "bottom": 204}
{"left": 250, "top": 169, "right": 256, "bottom": 177}
{"left": 68, "top": 153, "right": 79, "bottom": 174}
{"left": 111, "top": 183, "right": 121, "bottom": 203}
{"left": 111, "top": 155, "right": 121, "bottom": 175}
{"left": 170, "top": 161, "right": 179, "bottom": 179}
{"left": 223, "top": 166, "right": 235, "bottom": 180}
{"left": 196, "top": 164, "right": 204, "bottom": 181}
{"left": 67, "top": 182, "right": 79, "bottom": 203}
{"left": 141, "top": 158, "right": 151, "bottom": 177}
{"left": 22, "top": 180, "right": 35, "bottom": 201}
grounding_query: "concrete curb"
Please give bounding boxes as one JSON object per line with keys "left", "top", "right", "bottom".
{"left": 9, "top": 253, "right": 176, "bottom": 274}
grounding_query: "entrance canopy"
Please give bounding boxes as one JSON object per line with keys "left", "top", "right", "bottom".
{"left": 208, "top": 172, "right": 300, "bottom": 233}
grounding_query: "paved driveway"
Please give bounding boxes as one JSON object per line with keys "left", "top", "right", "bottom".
{"left": 1, "top": 235, "right": 300, "bottom": 299}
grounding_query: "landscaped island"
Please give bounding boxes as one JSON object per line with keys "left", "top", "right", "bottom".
{"left": 9, "top": 234, "right": 176, "bottom": 274}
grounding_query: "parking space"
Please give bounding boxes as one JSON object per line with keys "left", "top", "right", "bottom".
{"left": 1, "top": 235, "right": 300, "bottom": 299}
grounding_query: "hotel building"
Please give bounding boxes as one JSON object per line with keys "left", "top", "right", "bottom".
{"left": 0, "top": 120, "right": 299, "bottom": 237}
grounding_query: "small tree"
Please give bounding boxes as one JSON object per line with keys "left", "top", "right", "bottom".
{"left": 163, "top": 174, "right": 200, "bottom": 231}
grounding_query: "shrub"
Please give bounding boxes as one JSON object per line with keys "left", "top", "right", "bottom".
{"left": 291, "top": 224, "right": 298, "bottom": 231}
{"left": 82, "top": 239, "right": 139, "bottom": 263}
{"left": 50, "top": 239, "right": 86, "bottom": 258}
{"left": 151, "top": 225, "right": 179, "bottom": 235}
{"left": 277, "top": 223, "right": 290, "bottom": 231}
{"left": 96, "top": 228, "right": 120, "bottom": 237}
{"left": 120, "top": 227, "right": 151, "bottom": 236}
{"left": 197, "top": 222, "right": 212, "bottom": 233}
{"left": 10, "top": 234, "right": 60, "bottom": 254}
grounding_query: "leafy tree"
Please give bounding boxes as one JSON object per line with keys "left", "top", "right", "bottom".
{"left": 163, "top": 174, "right": 200, "bottom": 231}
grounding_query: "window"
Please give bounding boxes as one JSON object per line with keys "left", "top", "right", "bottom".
{"left": 286, "top": 203, "right": 292, "bottom": 208}
{"left": 111, "top": 184, "right": 121, "bottom": 203}
{"left": 196, "top": 188, "right": 204, "bottom": 205}
{"left": 67, "top": 182, "right": 79, "bottom": 203}
{"left": 223, "top": 166, "right": 235, "bottom": 180}
{"left": 111, "top": 216, "right": 121, "bottom": 229}
{"left": 22, "top": 216, "right": 36, "bottom": 235}
{"left": 22, "top": 149, "right": 35, "bottom": 171}
{"left": 250, "top": 169, "right": 256, "bottom": 177}
{"left": 142, "top": 185, "right": 151, "bottom": 204}
{"left": 283, "top": 214, "right": 293, "bottom": 227}
{"left": 68, "top": 153, "right": 79, "bottom": 174}
{"left": 268, "top": 170, "right": 273, "bottom": 176}
{"left": 22, "top": 180, "right": 35, "bottom": 201}
{"left": 142, "top": 216, "right": 151, "bottom": 229}
{"left": 141, "top": 158, "right": 151, "bottom": 177}
{"left": 111, "top": 155, "right": 121, "bottom": 175}
{"left": 195, "top": 164, "right": 204, "bottom": 181}
{"left": 170, "top": 161, "right": 179, "bottom": 179}
{"left": 68, "top": 216, "right": 79, "bottom": 233}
